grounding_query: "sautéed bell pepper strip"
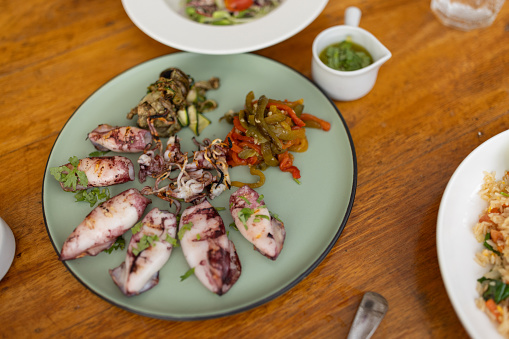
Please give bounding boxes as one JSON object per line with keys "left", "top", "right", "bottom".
{"left": 252, "top": 99, "right": 306, "bottom": 127}
{"left": 226, "top": 126, "right": 261, "bottom": 167}
{"left": 268, "top": 103, "right": 306, "bottom": 127}
{"left": 277, "top": 151, "right": 301, "bottom": 180}
{"left": 300, "top": 113, "right": 331, "bottom": 131}
{"left": 233, "top": 116, "right": 247, "bottom": 133}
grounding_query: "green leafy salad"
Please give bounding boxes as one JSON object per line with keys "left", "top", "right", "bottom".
{"left": 185, "top": 0, "right": 280, "bottom": 25}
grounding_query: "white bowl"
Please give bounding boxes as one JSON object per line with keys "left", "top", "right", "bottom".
{"left": 311, "top": 7, "right": 391, "bottom": 101}
{"left": 0, "top": 217, "right": 15, "bottom": 281}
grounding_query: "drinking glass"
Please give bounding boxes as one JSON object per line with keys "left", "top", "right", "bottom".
{"left": 431, "top": 0, "right": 505, "bottom": 30}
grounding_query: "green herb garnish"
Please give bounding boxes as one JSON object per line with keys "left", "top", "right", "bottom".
{"left": 270, "top": 211, "right": 282, "bottom": 223}
{"left": 180, "top": 267, "right": 195, "bottom": 281}
{"left": 165, "top": 234, "right": 178, "bottom": 247}
{"left": 484, "top": 232, "right": 501, "bottom": 256}
{"left": 132, "top": 234, "right": 159, "bottom": 256}
{"left": 104, "top": 236, "right": 125, "bottom": 254}
{"left": 238, "top": 207, "right": 255, "bottom": 230}
{"left": 131, "top": 221, "right": 143, "bottom": 234}
{"left": 240, "top": 196, "right": 251, "bottom": 205}
{"left": 229, "top": 222, "right": 238, "bottom": 231}
{"left": 74, "top": 187, "right": 110, "bottom": 207}
{"left": 214, "top": 206, "right": 226, "bottom": 211}
{"left": 256, "top": 194, "right": 264, "bottom": 203}
{"left": 178, "top": 222, "right": 193, "bottom": 240}
{"left": 49, "top": 156, "right": 88, "bottom": 191}
{"left": 478, "top": 277, "right": 509, "bottom": 303}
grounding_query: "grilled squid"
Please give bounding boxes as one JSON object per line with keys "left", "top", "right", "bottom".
{"left": 140, "top": 137, "right": 231, "bottom": 211}
{"left": 110, "top": 208, "right": 177, "bottom": 296}
{"left": 88, "top": 124, "right": 152, "bottom": 153}
{"left": 179, "top": 200, "right": 241, "bottom": 295}
{"left": 58, "top": 156, "right": 135, "bottom": 191}
{"left": 229, "top": 185, "right": 285, "bottom": 260}
{"left": 59, "top": 188, "right": 151, "bottom": 261}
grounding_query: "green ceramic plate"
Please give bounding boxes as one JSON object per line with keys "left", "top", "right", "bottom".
{"left": 42, "top": 53, "right": 356, "bottom": 320}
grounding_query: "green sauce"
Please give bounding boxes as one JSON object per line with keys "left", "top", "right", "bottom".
{"left": 319, "top": 37, "right": 373, "bottom": 72}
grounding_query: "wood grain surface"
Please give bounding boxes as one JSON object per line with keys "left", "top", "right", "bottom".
{"left": 2, "top": 0, "right": 509, "bottom": 337}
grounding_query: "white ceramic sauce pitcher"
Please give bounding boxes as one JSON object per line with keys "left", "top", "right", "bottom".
{"left": 312, "top": 7, "right": 391, "bottom": 101}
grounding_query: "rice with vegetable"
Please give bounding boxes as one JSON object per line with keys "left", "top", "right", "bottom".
{"left": 473, "top": 171, "right": 509, "bottom": 336}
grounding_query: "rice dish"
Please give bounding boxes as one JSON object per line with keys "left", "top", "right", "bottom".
{"left": 473, "top": 171, "right": 509, "bottom": 336}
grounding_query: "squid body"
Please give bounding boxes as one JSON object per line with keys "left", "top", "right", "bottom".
{"left": 179, "top": 200, "right": 241, "bottom": 295}
{"left": 59, "top": 188, "right": 151, "bottom": 261}
{"left": 59, "top": 156, "right": 135, "bottom": 191}
{"left": 229, "top": 185, "right": 286, "bottom": 260}
{"left": 110, "top": 208, "right": 177, "bottom": 296}
{"left": 88, "top": 124, "right": 152, "bottom": 153}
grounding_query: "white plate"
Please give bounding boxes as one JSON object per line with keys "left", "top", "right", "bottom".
{"left": 437, "top": 130, "right": 509, "bottom": 338}
{"left": 121, "top": 0, "right": 329, "bottom": 55}
{"left": 0, "top": 217, "right": 15, "bottom": 281}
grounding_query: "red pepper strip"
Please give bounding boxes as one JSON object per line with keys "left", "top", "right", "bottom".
{"left": 300, "top": 113, "right": 331, "bottom": 131}
{"left": 230, "top": 151, "right": 248, "bottom": 166}
{"left": 230, "top": 143, "right": 243, "bottom": 153}
{"left": 233, "top": 116, "right": 247, "bottom": 133}
{"left": 283, "top": 98, "right": 304, "bottom": 108}
{"left": 247, "top": 156, "right": 259, "bottom": 166}
{"left": 268, "top": 103, "right": 306, "bottom": 127}
{"left": 277, "top": 151, "right": 301, "bottom": 179}
{"left": 238, "top": 141, "right": 261, "bottom": 154}
{"left": 231, "top": 132, "right": 255, "bottom": 143}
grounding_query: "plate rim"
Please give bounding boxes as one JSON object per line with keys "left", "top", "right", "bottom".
{"left": 41, "top": 52, "right": 357, "bottom": 320}
{"left": 121, "top": 0, "right": 329, "bottom": 55}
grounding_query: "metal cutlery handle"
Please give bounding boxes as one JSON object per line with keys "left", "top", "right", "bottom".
{"left": 347, "top": 292, "right": 389, "bottom": 339}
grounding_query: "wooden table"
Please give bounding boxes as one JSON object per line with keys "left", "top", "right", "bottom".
{"left": 2, "top": 0, "right": 508, "bottom": 337}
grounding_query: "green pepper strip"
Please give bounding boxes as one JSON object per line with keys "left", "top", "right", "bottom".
{"left": 261, "top": 142, "right": 279, "bottom": 167}
{"left": 245, "top": 91, "right": 255, "bottom": 115}
{"left": 238, "top": 109, "right": 249, "bottom": 130}
{"left": 265, "top": 111, "right": 287, "bottom": 124}
{"left": 255, "top": 96, "right": 283, "bottom": 149}
{"left": 246, "top": 126, "right": 268, "bottom": 143}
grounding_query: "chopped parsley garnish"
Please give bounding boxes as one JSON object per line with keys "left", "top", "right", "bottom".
{"left": 270, "top": 211, "right": 282, "bottom": 223}
{"left": 180, "top": 267, "right": 195, "bottom": 281}
{"left": 240, "top": 196, "right": 251, "bottom": 205}
{"left": 132, "top": 234, "right": 159, "bottom": 256}
{"left": 229, "top": 222, "right": 238, "bottom": 231}
{"left": 238, "top": 207, "right": 255, "bottom": 230}
{"left": 104, "top": 236, "right": 125, "bottom": 254}
{"left": 214, "top": 206, "right": 226, "bottom": 211}
{"left": 256, "top": 194, "right": 264, "bottom": 203}
{"left": 49, "top": 156, "right": 88, "bottom": 191}
{"left": 131, "top": 221, "right": 143, "bottom": 234}
{"left": 165, "top": 234, "right": 178, "bottom": 247}
{"left": 74, "top": 187, "right": 110, "bottom": 207}
{"left": 501, "top": 192, "right": 509, "bottom": 197}
{"left": 196, "top": 234, "right": 201, "bottom": 240}
{"left": 178, "top": 222, "right": 193, "bottom": 240}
